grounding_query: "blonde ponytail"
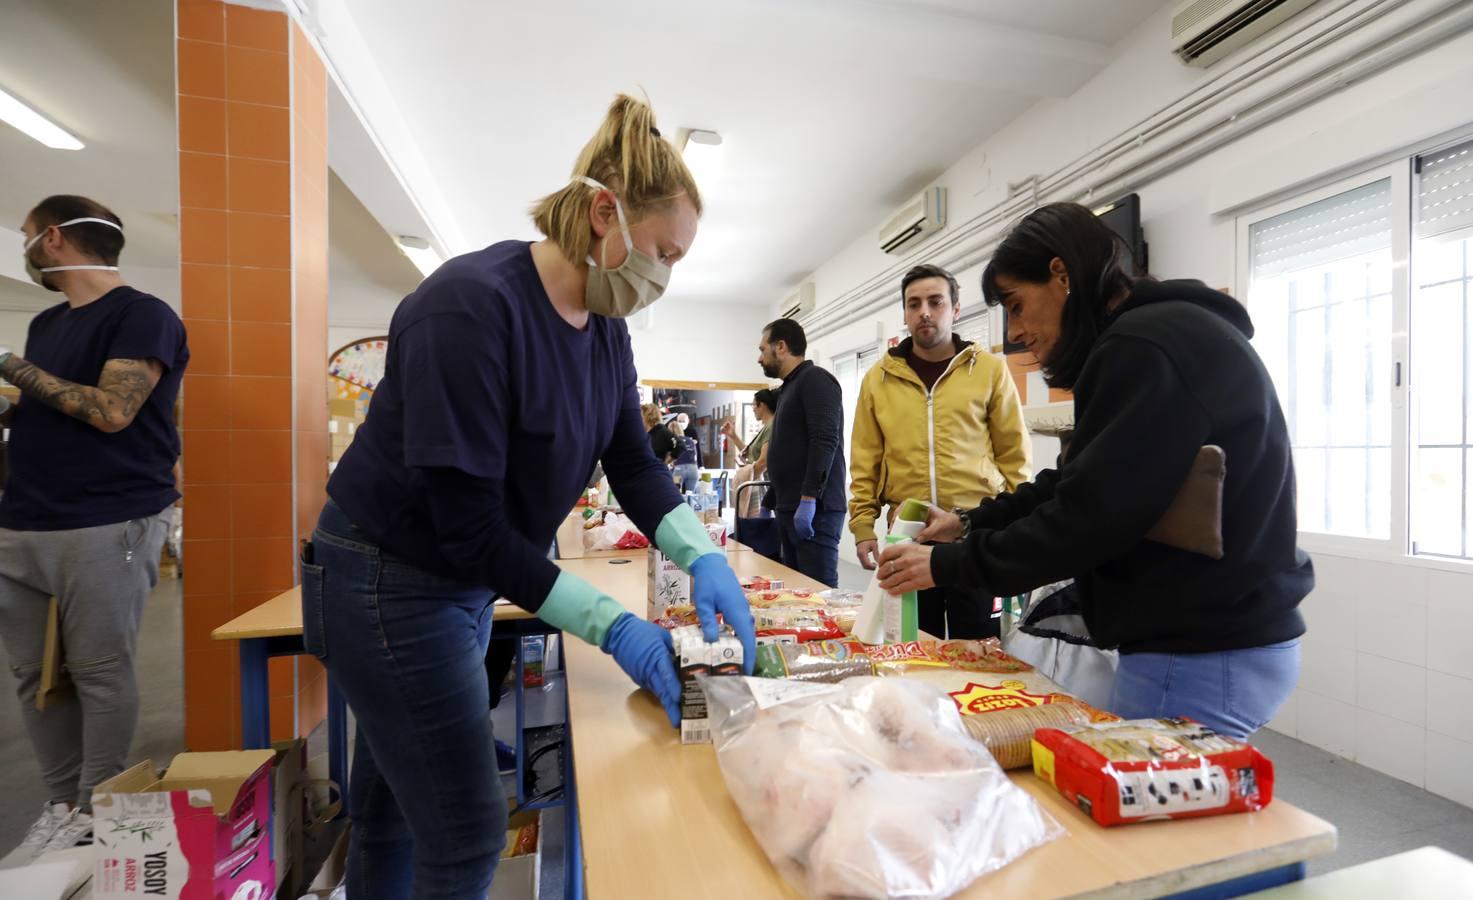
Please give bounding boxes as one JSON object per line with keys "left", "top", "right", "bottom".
{"left": 531, "top": 94, "right": 703, "bottom": 264}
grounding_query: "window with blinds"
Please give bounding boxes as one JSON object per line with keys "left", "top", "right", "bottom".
{"left": 955, "top": 311, "right": 991, "bottom": 349}
{"left": 1411, "top": 138, "right": 1473, "bottom": 560}
{"left": 1247, "top": 177, "right": 1395, "bottom": 539}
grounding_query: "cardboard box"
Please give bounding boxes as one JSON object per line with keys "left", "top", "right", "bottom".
{"left": 489, "top": 807, "right": 542, "bottom": 900}
{"left": 647, "top": 547, "right": 690, "bottom": 620}
{"left": 272, "top": 740, "right": 307, "bottom": 897}
{"left": 92, "top": 750, "right": 276, "bottom": 900}
{"left": 673, "top": 624, "right": 743, "bottom": 744}
{"left": 328, "top": 397, "right": 357, "bottom": 419}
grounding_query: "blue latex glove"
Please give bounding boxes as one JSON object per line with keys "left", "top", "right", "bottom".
{"left": 793, "top": 497, "right": 817, "bottom": 541}
{"left": 689, "top": 554, "right": 757, "bottom": 674}
{"left": 602, "top": 612, "right": 682, "bottom": 728}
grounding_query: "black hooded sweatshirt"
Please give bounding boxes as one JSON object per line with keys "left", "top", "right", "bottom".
{"left": 930, "top": 279, "right": 1311, "bottom": 654}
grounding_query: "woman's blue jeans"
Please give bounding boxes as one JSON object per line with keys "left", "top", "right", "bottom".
{"left": 1108, "top": 639, "right": 1301, "bottom": 740}
{"left": 303, "top": 501, "right": 507, "bottom": 900}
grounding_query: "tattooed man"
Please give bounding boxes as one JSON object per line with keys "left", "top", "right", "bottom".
{"left": 0, "top": 195, "right": 188, "bottom": 864}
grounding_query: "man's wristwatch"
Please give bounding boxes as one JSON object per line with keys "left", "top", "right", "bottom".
{"left": 952, "top": 507, "right": 971, "bottom": 540}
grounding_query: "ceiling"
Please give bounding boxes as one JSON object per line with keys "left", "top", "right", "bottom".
{"left": 0, "top": 0, "right": 420, "bottom": 321}
{"left": 311, "top": 0, "right": 1168, "bottom": 308}
{"left": 0, "top": 0, "right": 1169, "bottom": 320}
{"left": 0, "top": 0, "right": 177, "bottom": 277}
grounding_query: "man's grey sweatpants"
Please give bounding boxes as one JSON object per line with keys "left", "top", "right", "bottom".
{"left": 0, "top": 513, "right": 168, "bottom": 809}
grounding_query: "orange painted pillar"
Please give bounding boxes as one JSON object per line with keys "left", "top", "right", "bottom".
{"left": 176, "top": 0, "right": 329, "bottom": 750}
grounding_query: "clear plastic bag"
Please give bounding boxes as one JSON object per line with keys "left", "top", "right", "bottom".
{"left": 700, "top": 675, "right": 1063, "bottom": 899}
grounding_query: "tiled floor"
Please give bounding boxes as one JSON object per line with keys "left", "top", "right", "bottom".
{"left": 3, "top": 567, "right": 1472, "bottom": 888}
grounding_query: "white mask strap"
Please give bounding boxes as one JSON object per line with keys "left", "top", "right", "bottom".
{"left": 24, "top": 216, "right": 124, "bottom": 256}
{"left": 41, "top": 265, "right": 121, "bottom": 273}
{"left": 574, "top": 175, "right": 633, "bottom": 266}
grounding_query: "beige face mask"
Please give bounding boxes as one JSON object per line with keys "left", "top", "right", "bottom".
{"left": 575, "top": 175, "right": 671, "bottom": 317}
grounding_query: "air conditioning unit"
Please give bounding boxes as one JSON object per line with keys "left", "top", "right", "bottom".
{"left": 878, "top": 187, "right": 947, "bottom": 255}
{"left": 1170, "top": 0, "right": 1318, "bottom": 67}
{"left": 780, "top": 282, "right": 816, "bottom": 320}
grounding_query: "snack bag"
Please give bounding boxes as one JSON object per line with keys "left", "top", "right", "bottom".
{"left": 1032, "top": 717, "right": 1275, "bottom": 826}
{"left": 752, "top": 609, "right": 845, "bottom": 645}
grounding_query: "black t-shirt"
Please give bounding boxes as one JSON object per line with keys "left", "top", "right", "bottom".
{"left": 648, "top": 424, "right": 676, "bottom": 463}
{"left": 906, "top": 346, "right": 959, "bottom": 391}
{"left": 1, "top": 287, "right": 189, "bottom": 530}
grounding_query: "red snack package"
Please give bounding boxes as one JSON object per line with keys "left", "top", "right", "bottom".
{"left": 1031, "top": 717, "right": 1274, "bottom": 826}
{"left": 753, "top": 609, "right": 845, "bottom": 644}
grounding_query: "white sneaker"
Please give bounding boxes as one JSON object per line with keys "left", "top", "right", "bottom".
{"left": 41, "top": 809, "right": 94, "bottom": 854}
{"left": 0, "top": 802, "right": 71, "bottom": 869}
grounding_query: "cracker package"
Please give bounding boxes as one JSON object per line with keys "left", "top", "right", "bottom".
{"left": 1031, "top": 717, "right": 1275, "bottom": 826}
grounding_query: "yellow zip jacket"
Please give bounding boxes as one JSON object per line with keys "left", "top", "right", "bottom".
{"left": 848, "top": 337, "right": 1031, "bottom": 543}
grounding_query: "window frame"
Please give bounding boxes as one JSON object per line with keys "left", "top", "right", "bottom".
{"left": 1234, "top": 160, "right": 1412, "bottom": 561}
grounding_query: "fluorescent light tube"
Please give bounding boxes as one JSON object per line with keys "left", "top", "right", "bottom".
{"left": 0, "top": 86, "right": 83, "bottom": 150}
{"left": 396, "top": 235, "right": 443, "bottom": 277}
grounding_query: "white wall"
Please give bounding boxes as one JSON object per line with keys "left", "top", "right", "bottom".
{"left": 798, "top": 2, "right": 1473, "bottom": 806}
{"left": 628, "top": 300, "right": 771, "bottom": 384}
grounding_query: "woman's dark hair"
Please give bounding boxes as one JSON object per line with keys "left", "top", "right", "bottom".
{"left": 981, "top": 202, "right": 1134, "bottom": 390}
{"left": 29, "top": 195, "right": 125, "bottom": 264}
{"left": 753, "top": 388, "right": 778, "bottom": 412}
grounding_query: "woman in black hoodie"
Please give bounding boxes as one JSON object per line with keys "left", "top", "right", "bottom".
{"left": 877, "top": 202, "right": 1311, "bottom": 739}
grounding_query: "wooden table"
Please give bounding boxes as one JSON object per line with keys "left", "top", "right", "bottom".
{"left": 212, "top": 585, "right": 543, "bottom": 816}
{"left": 556, "top": 546, "right": 1338, "bottom": 899}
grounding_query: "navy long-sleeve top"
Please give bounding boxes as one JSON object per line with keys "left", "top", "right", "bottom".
{"left": 328, "top": 241, "right": 684, "bottom": 612}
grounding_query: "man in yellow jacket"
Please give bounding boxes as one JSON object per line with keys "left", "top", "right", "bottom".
{"left": 850, "top": 264, "right": 1031, "bottom": 638}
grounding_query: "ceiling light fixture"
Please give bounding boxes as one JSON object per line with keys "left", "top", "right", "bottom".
{"left": 396, "top": 235, "right": 444, "bottom": 277}
{"left": 680, "top": 129, "right": 723, "bottom": 187}
{"left": 0, "top": 86, "right": 83, "bottom": 150}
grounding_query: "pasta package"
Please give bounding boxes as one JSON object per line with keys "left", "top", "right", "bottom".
{"left": 753, "top": 609, "right": 846, "bottom": 644}
{"left": 1031, "top": 718, "right": 1275, "bottom": 826}
{"left": 753, "top": 639, "right": 1036, "bottom": 683}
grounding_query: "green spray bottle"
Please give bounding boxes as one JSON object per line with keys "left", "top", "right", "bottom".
{"left": 886, "top": 498, "right": 930, "bottom": 642}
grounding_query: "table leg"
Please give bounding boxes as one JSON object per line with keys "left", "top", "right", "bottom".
{"left": 239, "top": 638, "right": 270, "bottom": 749}
{"left": 513, "top": 635, "right": 526, "bottom": 807}
{"left": 565, "top": 718, "right": 583, "bottom": 900}
{"left": 327, "top": 674, "right": 349, "bottom": 817}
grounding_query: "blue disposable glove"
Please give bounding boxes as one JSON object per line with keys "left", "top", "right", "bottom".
{"left": 690, "top": 554, "right": 757, "bottom": 674}
{"left": 602, "top": 612, "right": 682, "bottom": 728}
{"left": 793, "top": 497, "right": 817, "bottom": 541}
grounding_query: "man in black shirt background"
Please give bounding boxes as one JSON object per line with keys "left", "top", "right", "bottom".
{"left": 757, "top": 318, "right": 845, "bottom": 587}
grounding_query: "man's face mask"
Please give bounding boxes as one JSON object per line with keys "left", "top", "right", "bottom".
{"left": 575, "top": 176, "right": 671, "bottom": 318}
{"left": 23, "top": 217, "right": 123, "bottom": 291}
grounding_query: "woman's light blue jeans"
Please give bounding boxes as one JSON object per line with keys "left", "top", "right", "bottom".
{"left": 1108, "top": 640, "right": 1301, "bottom": 740}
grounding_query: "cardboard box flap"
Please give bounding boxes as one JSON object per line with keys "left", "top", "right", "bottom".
{"left": 159, "top": 750, "right": 275, "bottom": 817}
{"left": 91, "top": 760, "right": 160, "bottom": 816}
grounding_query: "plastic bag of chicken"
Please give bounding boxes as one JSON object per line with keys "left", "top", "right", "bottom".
{"left": 699, "top": 675, "right": 1063, "bottom": 899}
